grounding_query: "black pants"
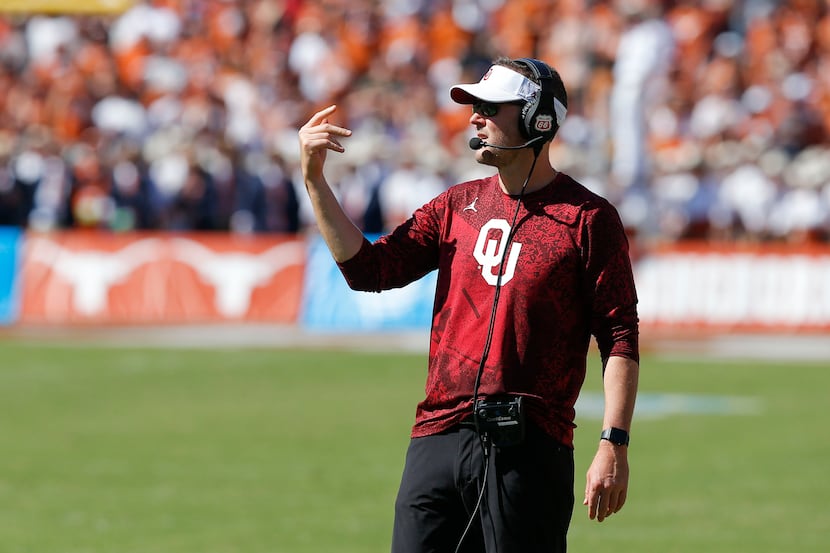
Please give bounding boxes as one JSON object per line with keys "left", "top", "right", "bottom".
{"left": 391, "top": 424, "right": 574, "bottom": 553}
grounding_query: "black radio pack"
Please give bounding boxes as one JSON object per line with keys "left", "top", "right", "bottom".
{"left": 474, "top": 395, "right": 525, "bottom": 447}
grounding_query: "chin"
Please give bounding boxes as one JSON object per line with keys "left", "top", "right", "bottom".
{"left": 476, "top": 148, "right": 508, "bottom": 167}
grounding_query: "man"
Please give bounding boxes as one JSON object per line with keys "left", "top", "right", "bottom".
{"left": 298, "top": 57, "right": 639, "bottom": 553}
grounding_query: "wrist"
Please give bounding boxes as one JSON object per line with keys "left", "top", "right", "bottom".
{"left": 600, "top": 427, "right": 630, "bottom": 447}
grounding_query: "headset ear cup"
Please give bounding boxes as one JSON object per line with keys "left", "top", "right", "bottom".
{"left": 530, "top": 103, "right": 556, "bottom": 140}
{"left": 514, "top": 58, "right": 557, "bottom": 141}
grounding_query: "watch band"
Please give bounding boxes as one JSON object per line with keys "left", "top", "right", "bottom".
{"left": 600, "top": 427, "right": 630, "bottom": 446}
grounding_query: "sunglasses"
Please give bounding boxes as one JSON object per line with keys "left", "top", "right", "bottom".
{"left": 471, "top": 101, "right": 520, "bottom": 117}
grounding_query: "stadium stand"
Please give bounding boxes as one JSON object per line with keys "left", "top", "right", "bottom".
{"left": 0, "top": 0, "right": 828, "bottom": 243}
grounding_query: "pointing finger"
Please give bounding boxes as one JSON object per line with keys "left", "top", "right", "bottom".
{"left": 303, "top": 104, "right": 339, "bottom": 129}
{"left": 300, "top": 106, "right": 352, "bottom": 140}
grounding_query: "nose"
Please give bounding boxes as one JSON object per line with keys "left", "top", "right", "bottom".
{"left": 470, "top": 110, "right": 485, "bottom": 127}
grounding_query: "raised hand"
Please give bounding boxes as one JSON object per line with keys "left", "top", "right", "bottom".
{"left": 298, "top": 104, "right": 352, "bottom": 186}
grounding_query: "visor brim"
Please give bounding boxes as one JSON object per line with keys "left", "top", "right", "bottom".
{"left": 450, "top": 84, "right": 525, "bottom": 105}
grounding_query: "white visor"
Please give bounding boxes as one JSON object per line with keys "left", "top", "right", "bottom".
{"left": 450, "top": 64, "right": 567, "bottom": 127}
{"left": 450, "top": 65, "right": 540, "bottom": 105}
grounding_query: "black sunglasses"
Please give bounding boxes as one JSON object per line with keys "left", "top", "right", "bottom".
{"left": 471, "top": 101, "right": 521, "bottom": 117}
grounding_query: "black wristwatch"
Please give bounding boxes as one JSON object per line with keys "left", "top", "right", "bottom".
{"left": 600, "top": 427, "right": 630, "bottom": 446}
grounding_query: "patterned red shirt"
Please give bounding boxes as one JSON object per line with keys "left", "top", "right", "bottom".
{"left": 337, "top": 173, "right": 639, "bottom": 447}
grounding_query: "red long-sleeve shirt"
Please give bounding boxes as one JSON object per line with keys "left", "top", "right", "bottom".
{"left": 337, "top": 173, "right": 639, "bottom": 447}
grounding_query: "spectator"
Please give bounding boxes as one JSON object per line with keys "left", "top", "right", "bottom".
{"left": 0, "top": 0, "right": 828, "bottom": 243}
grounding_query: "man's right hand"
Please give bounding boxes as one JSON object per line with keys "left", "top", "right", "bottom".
{"left": 298, "top": 104, "right": 352, "bottom": 186}
{"left": 296, "top": 104, "right": 363, "bottom": 262}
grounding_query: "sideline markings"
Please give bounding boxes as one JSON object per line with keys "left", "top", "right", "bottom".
{"left": 576, "top": 392, "right": 761, "bottom": 420}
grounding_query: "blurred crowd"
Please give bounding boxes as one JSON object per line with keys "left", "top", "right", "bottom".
{"left": 1, "top": 0, "right": 830, "bottom": 243}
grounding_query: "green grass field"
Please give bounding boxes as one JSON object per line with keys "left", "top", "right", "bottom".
{"left": 0, "top": 338, "right": 827, "bottom": 553}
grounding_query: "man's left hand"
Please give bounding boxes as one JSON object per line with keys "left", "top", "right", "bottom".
{"left": 584, "top": 441, "right": 630, "bottom": 522}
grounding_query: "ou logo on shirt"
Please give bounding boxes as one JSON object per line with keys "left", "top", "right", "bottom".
{"left": 473, "top": 219, "right": 522, "bottom": 286}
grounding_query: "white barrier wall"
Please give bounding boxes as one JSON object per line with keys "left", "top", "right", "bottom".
{"left": 636, "top": 247, "right": 830, "bottom": 331}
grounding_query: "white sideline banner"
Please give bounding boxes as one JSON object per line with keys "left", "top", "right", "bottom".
{"left": 636, "top": 250, "right": 830, "bottom": 329}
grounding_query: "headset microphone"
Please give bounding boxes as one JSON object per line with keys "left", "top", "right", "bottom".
{"left": 468, "top": 136, "right": 545, "bottom": 151}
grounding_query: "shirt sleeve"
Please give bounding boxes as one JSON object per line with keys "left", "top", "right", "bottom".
{"left": 582, "top": 201, "right": 640, "bottom": 363}
{"left": 336, "top": 195, "right": 444, "bottom": 292}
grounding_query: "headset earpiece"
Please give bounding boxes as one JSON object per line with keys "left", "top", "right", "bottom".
{"left": 514, "top": 58, "right": 557, "bottom": 141}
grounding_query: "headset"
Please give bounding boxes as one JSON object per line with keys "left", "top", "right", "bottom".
{"left": 513, "top": 57, "right": 561, "bottom": 142}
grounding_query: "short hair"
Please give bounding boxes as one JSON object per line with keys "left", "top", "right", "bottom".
{"left": 494, "top": 56, "right": 569, "bottom": 112}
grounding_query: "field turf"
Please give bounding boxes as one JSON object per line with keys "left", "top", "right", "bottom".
{"left": 0, "top": 339, "right": 827, "bottom": 552}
